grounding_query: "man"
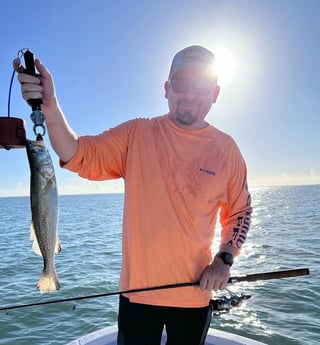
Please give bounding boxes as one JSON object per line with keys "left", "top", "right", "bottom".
{"left": 14, "top": 45, "right": 252, "bottom": 345}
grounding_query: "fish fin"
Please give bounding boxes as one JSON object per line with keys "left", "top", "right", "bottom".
{"left": 55, "top": 236, "right": 62, "bottom": 254}
{"left": 30, "top": 223, "right": 35, "bottom": 240}
{"left": 30, "top": 223, "right": 42, "bottom": 256}
{"left": 37, "top": 270, "right": 61, "bottom": 293}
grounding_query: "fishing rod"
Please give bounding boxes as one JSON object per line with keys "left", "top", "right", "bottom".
{"left": 0, "top": 268, "right": 309, "bottom": 312}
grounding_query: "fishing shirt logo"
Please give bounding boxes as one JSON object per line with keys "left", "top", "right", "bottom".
{"left": 199, "top": 168, "right": 216, "bottom": 176}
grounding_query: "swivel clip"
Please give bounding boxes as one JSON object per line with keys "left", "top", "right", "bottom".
{"left": 30, "top": 109, "right": 46, "bottom": 137}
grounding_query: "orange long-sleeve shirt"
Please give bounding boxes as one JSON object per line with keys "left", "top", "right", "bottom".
{"left": 62, "top": 115, "right": 252, "bottom": 307}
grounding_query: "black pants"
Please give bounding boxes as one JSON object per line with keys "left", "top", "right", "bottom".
{"left": 117, "top": 295, "right": 212, "bottom": 345}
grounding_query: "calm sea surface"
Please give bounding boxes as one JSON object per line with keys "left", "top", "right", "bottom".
{"left": 0, "top": 185, "right": 319, "bottom": 345}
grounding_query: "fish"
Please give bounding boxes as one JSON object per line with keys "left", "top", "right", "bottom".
{"left": 26, "top": 138, "right": 61, "bottom": 293}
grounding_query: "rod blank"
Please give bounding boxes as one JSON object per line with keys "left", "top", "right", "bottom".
{"left": 0, "top": 268, "right": 309, "bottom": 311}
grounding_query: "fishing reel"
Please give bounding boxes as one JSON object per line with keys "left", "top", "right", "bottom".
{"left": 210, "top": 289, "right": 251, "bottom": 316}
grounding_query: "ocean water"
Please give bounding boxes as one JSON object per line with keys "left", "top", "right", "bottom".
{"left": 0, "top": 185, "right": 319, "bottom": 345}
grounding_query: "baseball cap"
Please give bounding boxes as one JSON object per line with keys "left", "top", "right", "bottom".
{"left": 168, "top": 45, "right": 216, "bottom": 80}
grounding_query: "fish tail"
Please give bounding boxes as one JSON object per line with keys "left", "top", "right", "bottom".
{"left": 37, "top": 270, "right": 61, "bottom": 293}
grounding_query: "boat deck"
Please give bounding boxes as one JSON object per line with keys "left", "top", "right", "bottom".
{"left": 67, "top": 325, "right": 267, "bottom": 345}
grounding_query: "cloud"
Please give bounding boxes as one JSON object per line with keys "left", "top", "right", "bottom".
{"left": 58, "top": 178, "right": 124, "bottom": 195}
{"left": 249, "top": 170, "right": 320, "bottom": 187}
{"left": 0, "top": 177, "right": 124, "bottom": 197}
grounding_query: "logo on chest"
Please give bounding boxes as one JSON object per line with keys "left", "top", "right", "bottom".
{"left": 199, "top": 168, "right": 216, "bottom": 176}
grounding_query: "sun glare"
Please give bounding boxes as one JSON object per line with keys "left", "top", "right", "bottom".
{"left": 214, "top": 46, "right": 237, "bottom": 86}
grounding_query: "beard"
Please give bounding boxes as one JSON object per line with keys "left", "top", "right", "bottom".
{"left": 175, "top": 99, "right": 200, "bottom": 126}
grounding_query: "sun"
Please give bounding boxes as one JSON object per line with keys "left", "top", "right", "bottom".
{"left": 214, "top": 46, "right": 237, "bottom": 86}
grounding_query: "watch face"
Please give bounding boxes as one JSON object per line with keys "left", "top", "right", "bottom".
{"left": 224, "top": 253, "right": 233, "bottom": 265}
{"left": 217, "top": 252, "right": 234, "bottom": 266}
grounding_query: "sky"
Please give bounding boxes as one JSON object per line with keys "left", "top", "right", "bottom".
{"left": 0, "top": 0, "right": 319, "bottom": 196}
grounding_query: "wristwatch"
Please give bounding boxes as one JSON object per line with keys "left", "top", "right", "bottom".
{"left": 215, "top": 252, "right": 234, "bottom": 267}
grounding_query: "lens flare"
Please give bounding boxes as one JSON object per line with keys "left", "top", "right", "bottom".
{"left": 214, "top": 46, "right": 237, "bottom": 86}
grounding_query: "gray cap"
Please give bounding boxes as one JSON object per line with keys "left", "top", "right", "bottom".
{"left": 168, "top": 45, "right": 216, "bottom": 79}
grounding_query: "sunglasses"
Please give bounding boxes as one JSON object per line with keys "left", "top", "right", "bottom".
{"left": 169, "top": 78, "right": 216, "bottom": 96}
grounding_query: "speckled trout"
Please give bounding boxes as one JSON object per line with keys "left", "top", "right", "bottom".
{"left": 26, "top": 138, "right": 61, "bottom": 293}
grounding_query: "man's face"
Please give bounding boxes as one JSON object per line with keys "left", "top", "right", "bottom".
{"left": 165, "top": 67, "right": 220, "bottom": 130}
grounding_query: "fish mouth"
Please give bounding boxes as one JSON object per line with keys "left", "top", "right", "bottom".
{"left": 26, "top": 138, "right": 44, "bottom": 146}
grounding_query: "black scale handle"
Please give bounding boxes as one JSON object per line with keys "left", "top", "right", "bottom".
{"left": 23, "top": 50, "right": 43, "bottom": 111}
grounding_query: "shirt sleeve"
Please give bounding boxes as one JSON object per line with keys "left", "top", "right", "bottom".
{"left": 61, "top": 120, "right": 134, "bottom": 180}
{"left": 219, "top": 144, "right": 252, "bottom": 254}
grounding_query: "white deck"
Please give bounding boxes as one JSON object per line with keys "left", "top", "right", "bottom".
{"left": 67, "top": 325, "right": 267, "bottom": 345}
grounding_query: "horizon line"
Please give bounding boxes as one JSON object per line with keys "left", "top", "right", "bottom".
{"left": 1, "top": 183, "right": 319, "bottom": 198}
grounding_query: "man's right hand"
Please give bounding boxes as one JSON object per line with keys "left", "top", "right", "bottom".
{"left": 13, "top": 58, "right": 57, "bottom": 114}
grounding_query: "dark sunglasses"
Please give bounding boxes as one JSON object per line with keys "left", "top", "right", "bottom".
{"left": 169, "top": 78, "right": 216, "bottom": 96}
